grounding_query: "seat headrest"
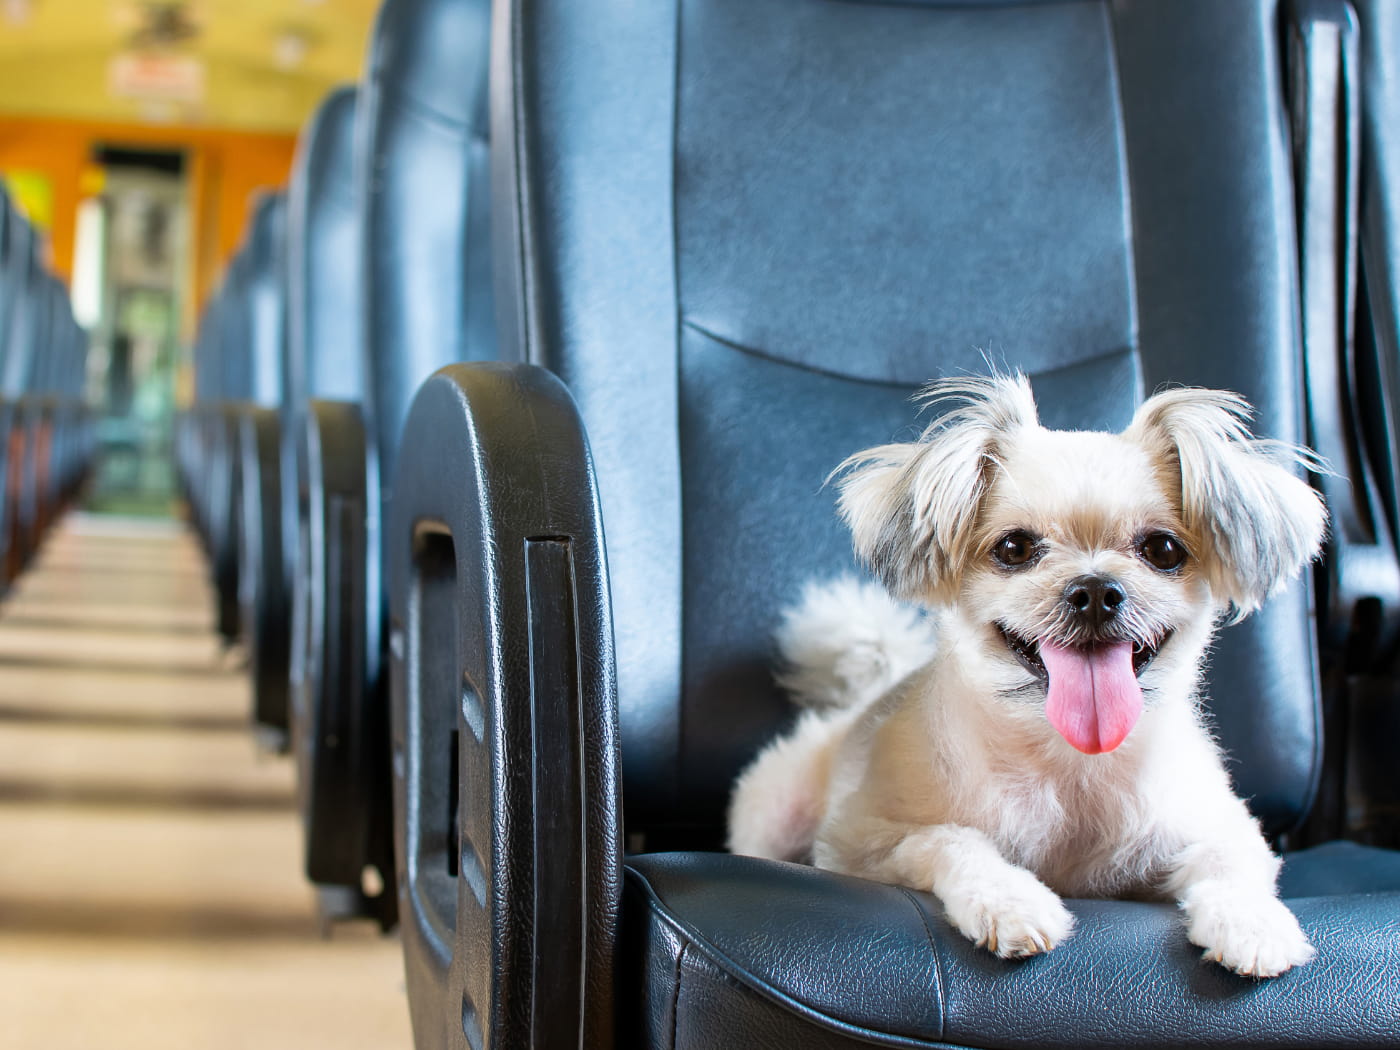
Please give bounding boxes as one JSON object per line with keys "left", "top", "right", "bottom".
{"left": 366, "top": 0, "right": 490, "bottom": 130}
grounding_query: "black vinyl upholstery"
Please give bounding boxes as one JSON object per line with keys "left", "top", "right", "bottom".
{"left": 624, "top": 848, "right": 1400, "bottom": 1050}
{"left": 284, "top": 85, "right": 386, "bottom": 909}
{"left": 361, "top": 0, "right": 495, "bottom": 506}
{"left": 1353, "top": 0, "right": 1400, "bottom": 540}
{"left": 0, "top": 208, "right": 37, "bottom": 579}
{"left": 286, "top": 0, "right": 495, "bottom": 924}
{"left": 498, "top": 0, "right": 1321, "bottom": 840}
{"left": 210, "top": 267, "right": 249, "bottom": 643}
{"left": 1345, "top": 0, "right": 1400, "bottom": 848}
{"left": 288, "top": 86, "right": 363, "bottom": 412}
{"left": 0, "top": 192, "right": 92, "bottom": 584}
{"left": 236, "top": 192, "right": 292, "bottom": 740}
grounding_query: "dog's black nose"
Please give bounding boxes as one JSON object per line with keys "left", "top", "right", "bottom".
{"left": 1064, "top": 574, "right": 1125, "bottom": 630}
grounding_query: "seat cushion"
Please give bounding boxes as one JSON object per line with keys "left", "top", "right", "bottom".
{"left": 1279, "top": 839, "right": 1400, "bottom": 897}
{"left": 623, "top": 850, "right": 1400, "bottom": 1049}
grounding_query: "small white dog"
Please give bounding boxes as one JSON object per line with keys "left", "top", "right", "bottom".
{"left": 728, "top": 373, "right": 1326, "bottom": 978}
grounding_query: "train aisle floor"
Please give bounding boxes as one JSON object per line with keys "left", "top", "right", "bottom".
{"left": 0, "top": 513, "right": 411, "bottom": 1049}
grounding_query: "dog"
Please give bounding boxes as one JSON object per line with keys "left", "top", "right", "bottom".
{"left": 727, "top": 373, "right": 1326, "bottom": 978}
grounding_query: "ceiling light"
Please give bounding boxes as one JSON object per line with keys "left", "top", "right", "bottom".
{"left": 274, "top": 30, "right": 308, "bottom": 70}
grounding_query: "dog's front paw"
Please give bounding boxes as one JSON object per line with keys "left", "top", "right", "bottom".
{"left": 941, "top": 867, "right": 1075, "bottom": 959}
{"left": 1184, "top": 889, "right": 1315, "bottom": 977}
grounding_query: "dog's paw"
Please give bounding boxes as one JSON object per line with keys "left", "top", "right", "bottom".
{"left": 1185, "top": 890, "right": 1315, "bottom": 977}
{"left": 942, "top": 868, "right": 1075, "bottom": 959}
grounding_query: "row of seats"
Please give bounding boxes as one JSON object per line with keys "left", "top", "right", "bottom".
{"left": 180, "top": 0, "right": 1400, "bottom": 1046}
{"left": 0, "top": 189, "right": 93, "bottom": 585}
{"left": 177, "top": 0, "right": 492, "bottom": 930}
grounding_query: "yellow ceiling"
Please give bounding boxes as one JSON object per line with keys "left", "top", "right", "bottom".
{"left": 0, "top": 0, "right": 380, "bottom": 132}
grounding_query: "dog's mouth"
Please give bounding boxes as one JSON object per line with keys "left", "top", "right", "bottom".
{"left": 995, "top": 624, "right": 1169, "bottom": 680}
{"left": 995, "top": 624, "right": 1173, "bottom": 755}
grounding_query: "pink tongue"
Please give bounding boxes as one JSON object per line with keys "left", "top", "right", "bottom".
{"left": 1039, "top": 639, "right": 1142, "bottom": 754}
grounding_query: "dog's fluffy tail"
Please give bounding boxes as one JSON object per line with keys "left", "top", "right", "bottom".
{"left": 775, "top": 576, "right": 937, "bottom": 711}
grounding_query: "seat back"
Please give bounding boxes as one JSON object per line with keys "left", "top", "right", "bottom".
{"left": 245, "top": 194, "right": 289, "bottom": 411}
{"left": 0, "top": 193, "right": 15, "bottom": 386}
{"left": 217, "top": 251, "right": 253, "bottom": 406}
{"left": 288, "top": 86, "right": 363, "bottom": 408}
{"left": 1, "top": 213, "right": 37, "bottom": 399}
{"left": 193, "top": 298, "right": 220, "bottom": 405}
{"left": 495, "top": 0, "right": 1322, "bottom": 843}
{"left": 359, "top": 0, "right": 495, "bottom": 540}
{"left": 1353, "top": 0, "right": 1400, "bottom": 540}
{"left": 285, "top": 84, "right": 363, "bottom": 712}
{"left": 36, "top": 273, "right": 64, "bottom": 396}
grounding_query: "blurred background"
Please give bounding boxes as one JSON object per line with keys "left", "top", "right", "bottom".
{"left": 5, "top": 2, "right": 1400, "bottom": 1048}
{"left": 1, "top": 0, "right": 375, "bottom": 516}
{"left": 0, "top": 5, "right": 409, "bottom": 1048}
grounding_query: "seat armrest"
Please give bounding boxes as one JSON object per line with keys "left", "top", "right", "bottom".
{"left": 388, "top": 362, "right": 621, "bottom": 1049}
{"left": 291, "top": 398, "right": 396, "bottom": 924}
{"left": 238, "top": 405, "right": 290, "bottom": 744}
{"left": 1284, "top": 0, "right": 1400, "bottom": 667}
{"left": 210, "top": 405, "right": 244, "bottom": 643}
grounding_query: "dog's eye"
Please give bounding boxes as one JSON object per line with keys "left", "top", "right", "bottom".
{"left": 992, "top": 531, "right": 1040, "bottom": 568}
{"left": 1139, "top": 532, "right": 1187, "bottom": 572}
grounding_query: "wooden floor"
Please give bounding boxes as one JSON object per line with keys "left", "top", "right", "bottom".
{"left": 0, "top": 514, "right": 412, "bottom": 1050}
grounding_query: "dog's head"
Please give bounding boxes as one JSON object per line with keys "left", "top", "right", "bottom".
{"left": 835, "top": 373, "right": 1326, "bottom": 755}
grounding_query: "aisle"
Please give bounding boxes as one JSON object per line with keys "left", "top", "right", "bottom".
{"left": 0, "top": 514, "right": 411, "bottom": 1050}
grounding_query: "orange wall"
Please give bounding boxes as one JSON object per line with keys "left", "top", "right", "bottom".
{"left": 0, "top": 114, "right": 296, "bottom": 329}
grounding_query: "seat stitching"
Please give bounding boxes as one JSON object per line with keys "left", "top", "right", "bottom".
{"left": 509, "top": 0, "right": 535, "bottom": 365}
{"left": 671, "top": 939, "right": 689, "bottom": 1050}
{"left": 377, "top": 85, "right": 472, "bottom": 133}
{"left": 680, "top": 318, "right": 916, "bottom": 390}
{"left": 898, "top": 887, "right": 947, "bottom": 1041}
{"left": 681, "top": 317, "right": 1134, "bottom": 392}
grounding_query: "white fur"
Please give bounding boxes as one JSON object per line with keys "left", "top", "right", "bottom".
{"left": 727, "top": 374, "right": 1325, "bottom": 977}
{"left": 775, "top": 577, "right": 937, "bottom": 711}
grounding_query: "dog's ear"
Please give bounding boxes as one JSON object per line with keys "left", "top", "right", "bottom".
{"left": 1126, "top": 387, "right": 1327, "bottom": 618}
{"left": 835, "top": 373, "right": 1039, "bottom": 604}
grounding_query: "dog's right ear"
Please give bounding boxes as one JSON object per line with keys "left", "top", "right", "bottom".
{"left": 835, "top": 374, "right": 1038, "bottom": 604}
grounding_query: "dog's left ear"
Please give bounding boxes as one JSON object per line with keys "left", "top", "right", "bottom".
{"left": 834, "top": 373, "right": 1040, "bottom": 604}
{"left": 1126, "top": 387, "right": 1328, "bottom": 617}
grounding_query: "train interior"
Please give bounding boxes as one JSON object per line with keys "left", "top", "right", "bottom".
{"left": 3, "top": 1, "right": 1400, "bottom": 1048}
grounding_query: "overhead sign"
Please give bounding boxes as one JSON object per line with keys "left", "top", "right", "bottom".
{"left": 108, "top": 53, "right": 205, "bottom": 104}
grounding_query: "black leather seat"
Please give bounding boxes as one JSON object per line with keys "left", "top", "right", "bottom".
{"left": 206, "top": 251, "right": 256, "bottom": 643}
{"left": 186, "top": 288, "right": 241, "bottom": 579}
{"left": 387, "top": 0, "right": 1400, "bottom": 1046}
{"left": 0, "top": 192, "right": 20, "bottom": 582}
{"left": 0, "top": 198, "right": 91, "bottom": 577}
{"left": 235, "top": 192, "right": 293, "bottom": 745}
{"left": 47, "top": 293, "right": 88, "bottom": 515}
{"left": 0, "top": 200, "right": 40, "bottom": 583}
{"left": 1342, "top": 0, "right": 1400, "bottom": 849}
{"left": 290, "top": 0, "right": 495, "bottom": 928}
{"left": 283, "top": 84, "right": 388, "bottom": 923}
{"left": 1351, "top": 0, "right": 1400, "bottom": 544}
{"left": 21, "top": 272, "right": 68, "bottom": 549}
{"left": 12, "top": 268, "right": 55, "bottom": 572}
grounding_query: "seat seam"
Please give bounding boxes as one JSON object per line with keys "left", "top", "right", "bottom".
{"left": 680, "top": 318, "right": 918, "bottom": 390}
{"left": 378, "top": 85, "right": 472, "bottom": 133}
{"left": 670, "top": 938, "right": 689, "bottom": 1050}
{"left": 681, "top": 317, "right": 1135, "bottom": 393}
{"left": 509, "top": 0, "right": 535, "bottom": 367}
{"left": 898, "top": 887, "right": 947, "bottom": 1042}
